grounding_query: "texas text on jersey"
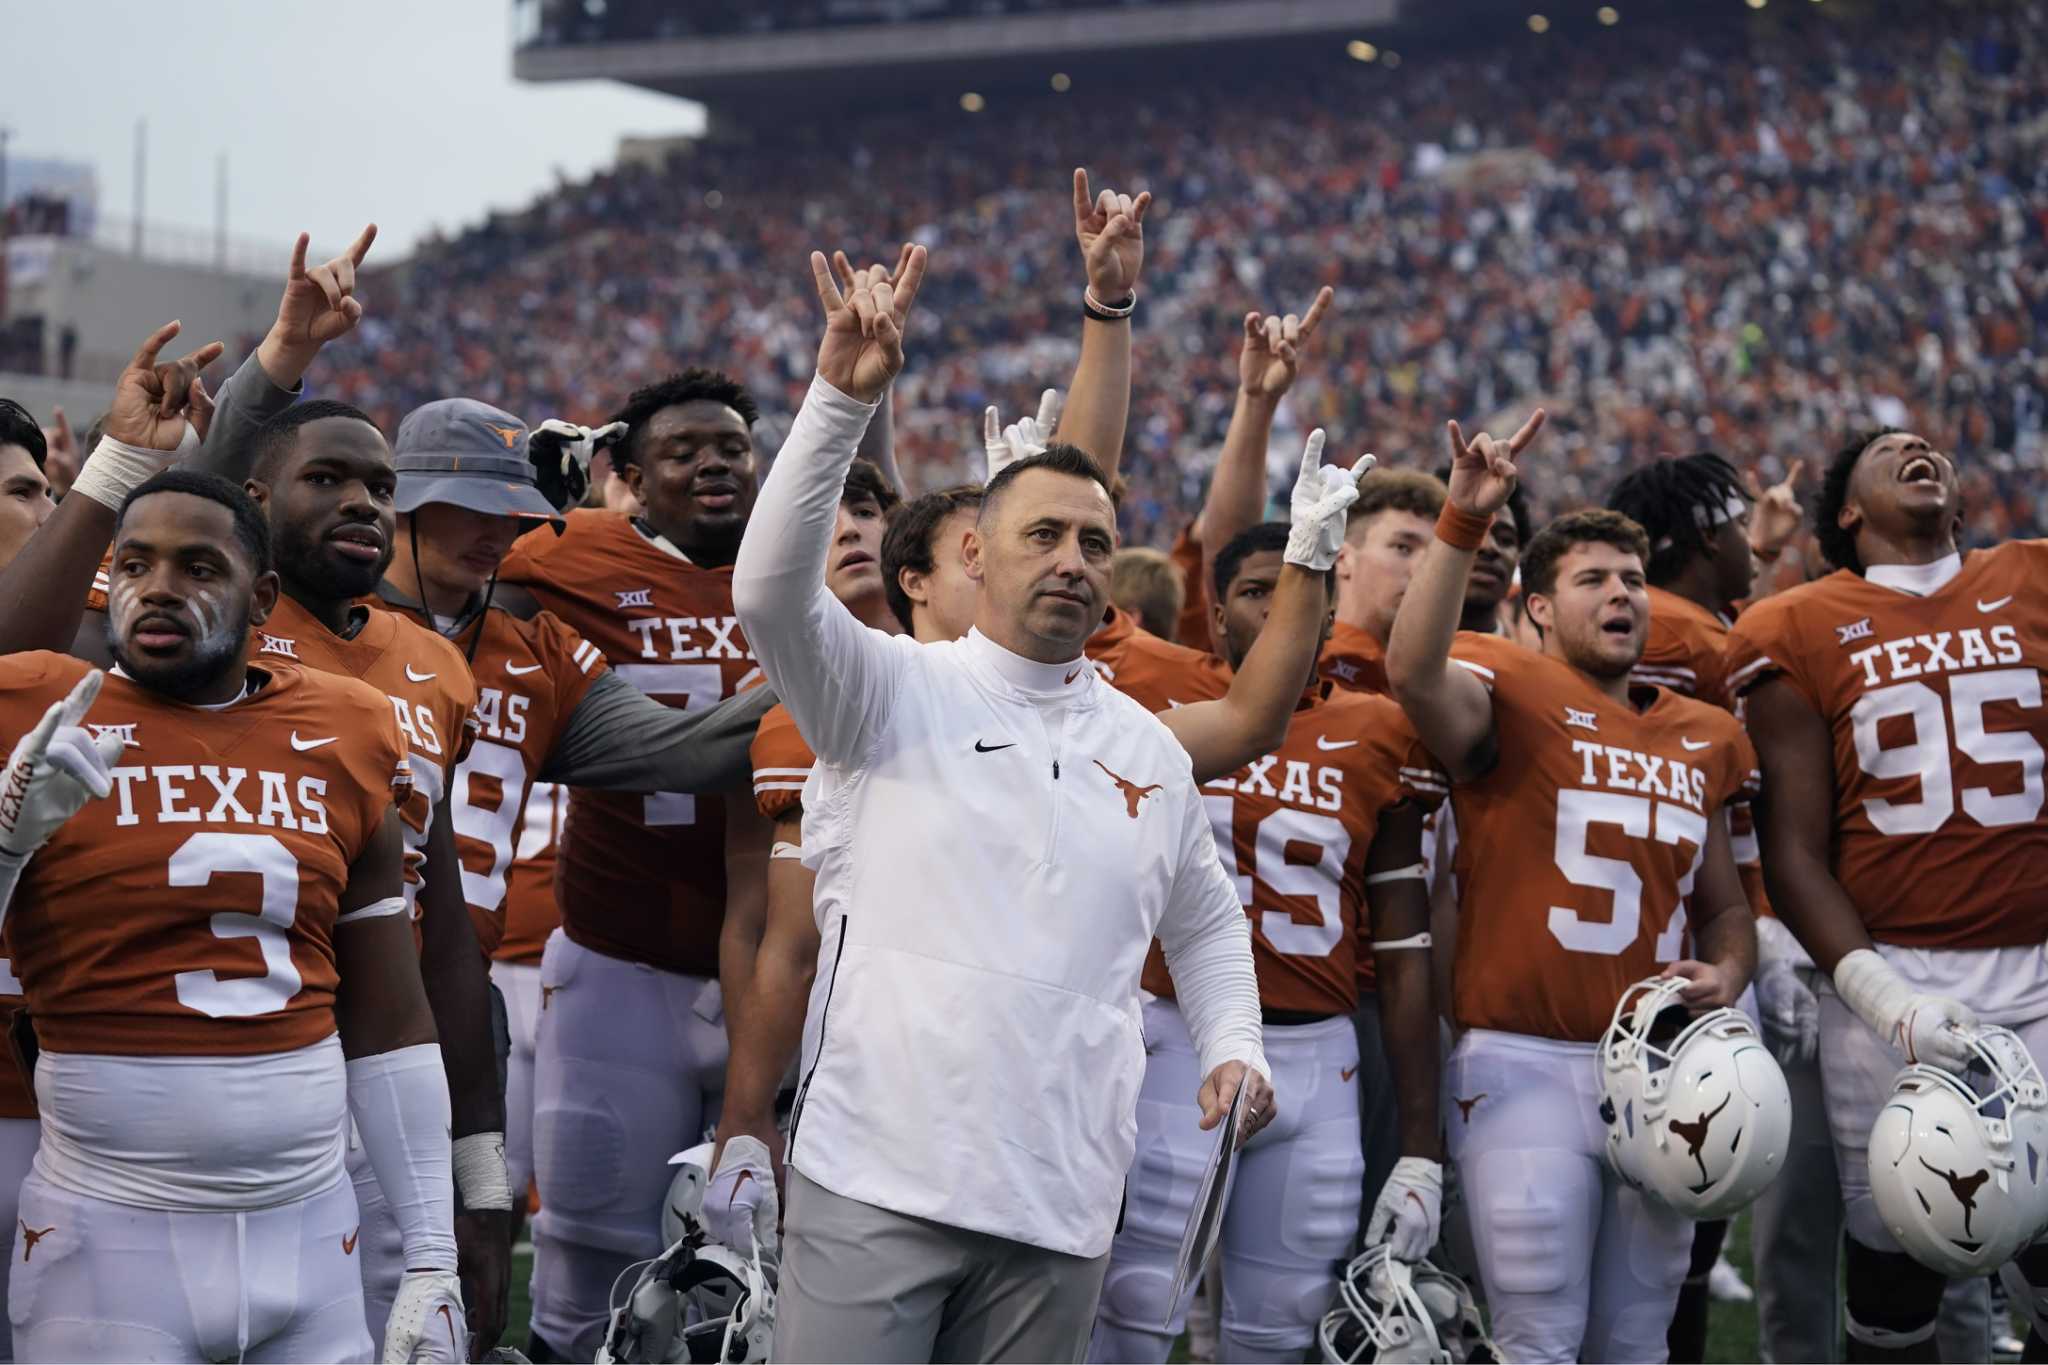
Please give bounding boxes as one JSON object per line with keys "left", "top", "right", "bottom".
{"left": 256, "top": 595, "right": 478, "bottom": 923}
{"left": 1140, "top": 686, "right": 1447, "bottom": 1016}
{"left": 498, "top": 508, "right": 755, "bottom": 976}
{"left": 1446, "top": 633, "right": 1760, "bottom": 1041}
{"left": 368, "top": 596, "right": 607, "bottom": 955}
{"left": 1725, "top": 540, "right": 2048, "bottom": 948}
{"left": 0, "top": 652, "right": 410, "bottom": 1056}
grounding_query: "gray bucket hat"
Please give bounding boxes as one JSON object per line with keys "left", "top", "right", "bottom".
{"left": 394, "top": 398, "right": 562, "bottom": 522}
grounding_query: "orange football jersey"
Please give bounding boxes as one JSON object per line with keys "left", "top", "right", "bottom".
{"left": 1635, "top": 586, "right": 1735, "bottom": 712}
{"left": 1168, "top": 525, "right": 1216, "bottom": 653}
{"left": 258, "top": 596, "right": 478, "bottom": 925}
{"left": 1634, "top": 585, "right": 1770, "bottom": 917}
{"left": 1320, "top": 620, "right": 1389, "bottom": 695}
{"left": 497, "top": 781, "right": 565, "bottom": 967}
{"left": 1725, "top": 542, "right": 2048, "bottom": 950}
{"left": 1446, "top": 634, "right": 1759, "bottom": 1042}
{"left": 498, "top": 510, "right": 755, "bottom": 976}
{"left": 751, "top": 704, "right": 814, "bottom": 822}
{"left": 1142, "top": 687, "right": 1448, "bottom": 1016}
{"left": 1085, "top": 605, "right": 1233, "bottom": 712}
{"left": 369, "top": 600, "right": 608, "bottom": 957}
{"left": 0, "top": 653, "right": 409, "bottom": 1056}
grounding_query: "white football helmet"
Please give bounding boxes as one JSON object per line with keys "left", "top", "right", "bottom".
{"left": 597, "top": 1146, "right": 777, "bottom": 1364}
{"left": 1870, "top": 1024, "right": 2048, "bottom": 1277}
{"left": 1320, "top": 1246, "right": 1496, "bottom": 1363}
{"left": 1598, "top": 975, "right": 1792, "bottom": 1219}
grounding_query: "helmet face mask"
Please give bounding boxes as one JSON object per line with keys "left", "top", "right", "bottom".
{"left": 1598, "top": 976, "right": 1793, "bottom": 1219}
{"left": 597, "top": 1146, "right": 778, "bottom": 1364}
{"left": 1319, "top": 1246, "right": 1492, "bottom": 1364}
{"left": 1871, "top": 1025, "right": 2048, "bottom": 1277}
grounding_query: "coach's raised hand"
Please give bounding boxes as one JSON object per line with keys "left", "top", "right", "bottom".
{"left": 1445, "top": 407, "right": 1546, "bottom": 518}
{"left": 256, "top": 223, "right": 377, "bottom": 387}
{"left": 810, "top": 243, "right": 927, "bottom": 403}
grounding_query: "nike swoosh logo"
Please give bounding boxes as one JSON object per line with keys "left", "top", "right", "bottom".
{"left": 405, "top": 665, "right": 437, "bottom": 682}
{"left": 1064, "top": 668, "right": 1084, "bottom": 684}
{"left": 1979, "top": 595, "right": 2014, "bottom": 613}
{"left": 974, "top": 740, "right": 1015, "bottom": 753}
{"left": 1316, "top": 736, "right": 1357, "bottom": 751}
{"left": 291, "top": 732, "right": 337, "bottom": 751}
{"left": 1681, "top": 738, "right": 1712, "bottom": 751}
{"left": 341, "top": 1227, "right": 359, "bottom": 1254}
{"left": 506, "top": 662, "right": 543, "bottom": 676}
{"left": 1340, "top": 1065, "right": 1358, "bottom": 1082}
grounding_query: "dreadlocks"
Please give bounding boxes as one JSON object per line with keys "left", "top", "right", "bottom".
{"left": 1606, "top": 453, "right": 1751, "bottom": 586}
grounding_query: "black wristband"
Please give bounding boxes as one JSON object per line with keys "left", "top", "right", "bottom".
{"left": 1083, "top": 289, "right": 1136, "bottom": 323}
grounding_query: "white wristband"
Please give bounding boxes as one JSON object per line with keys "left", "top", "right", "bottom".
{"left": 452, "top": 1130, "right": 513, "bottom": 1212}
{"left": 70, "top": 429, "right": 200, "bottom": 512}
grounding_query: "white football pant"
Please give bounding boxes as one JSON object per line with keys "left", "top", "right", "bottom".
{"left": 1445, "top": 1028, "right": 1691, "bottom": 1365}
{"left": 0, "top": 1118, "right": 37, "bottom": 1364}
{"left": 528, "top": 930, "right": 728, "bottom": 1360}
{"left": 9, "top": 1167, "right": 371, "bottom": 1363}
{"left": 1089, "top": 998, "right": 1362, "bottom": 1363}
{"left": 491, "top": 960, "right": 543, "bottom": 1211}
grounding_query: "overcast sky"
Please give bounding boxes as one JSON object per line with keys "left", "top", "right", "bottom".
{"left": 5, "top": 0, "right": 703, "bottom": 264}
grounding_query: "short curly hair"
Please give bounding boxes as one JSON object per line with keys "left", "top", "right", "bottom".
{"left": 1814, "top": 427, "right": 1903, "bottom": 574}
{"left": 1520, "top": 509, "right": 1650, "bottom": 598}
{"left": 607, "top": 368, "right": 760, "bottom": 469}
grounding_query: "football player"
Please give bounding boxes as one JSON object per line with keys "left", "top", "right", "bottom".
{"left": 1087, "top": 522, "right": 1449, "bottom": 1363}
{"left": 1320, "top": 471, "right": 1449, "bottom": 694}
{"left": 1727, "top": 428, "right": 2048, "bottom": 1363}
{"left": 0, "top": 470, "right": 453, "bottom": 1363}
{"left": 1606, "top": 451, "right": 1824, "bottom": 1363}
{"left": 1385, "top": 414, "right": 1759, "bottom": 1364}
{"left": 368, "top": 399, "right": 778, "bottom": 1312}
{"left": 492, "top": 366, "right": 768, "bottom": 1361}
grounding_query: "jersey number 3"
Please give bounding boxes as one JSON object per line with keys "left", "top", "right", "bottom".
{"left": 169, "top": 832, "right": 303, "bottom": 1019}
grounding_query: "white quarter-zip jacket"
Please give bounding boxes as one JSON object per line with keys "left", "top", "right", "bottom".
{"left": 733, "top": 375, "right": 1267, "bottom": 1258}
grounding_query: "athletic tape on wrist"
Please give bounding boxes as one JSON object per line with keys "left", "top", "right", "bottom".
{"left": 70, "top": 429, "right": 200, "bottom": 512}
{"left": 770, "top": 841, "right": 803, "bottom": 861}
{"left": 452, "top": 1131, "right": 513, "bottom": 1212}
{"left": 1372, "top": 931, "right": 1433, "bottom": 951}
{"left": 1435, "top": 502, "right": 1493, "bottom": 552}
{"left": 335, "top": 895, "right": 407, "bottom": 925}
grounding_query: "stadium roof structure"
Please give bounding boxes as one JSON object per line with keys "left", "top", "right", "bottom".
{"left": 513, "top": 0, "right": 1403, "bottom": 116}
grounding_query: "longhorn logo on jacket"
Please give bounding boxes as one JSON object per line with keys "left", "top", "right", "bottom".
{"left": 1092, "top": 760, "right": 1162, "bottom": 818}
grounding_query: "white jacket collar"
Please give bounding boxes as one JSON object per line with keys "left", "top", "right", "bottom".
{"left": 962, "top": 628, "right": 1086, "bottom": 698}
{"left": 1865, "top": 552, "right": 1961, "bottom": 597}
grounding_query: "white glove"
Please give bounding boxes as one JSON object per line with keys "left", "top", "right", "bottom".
{"left": 533, "top": 418, "right": 625, "bottom": 473}
{"left": 0, "top": 670, "right": 122, "bottom": 859}
{"left": 385, "top": 1268, "right": 467, "bottom": 1363}
{"left": 1365, "top": 1156, "right": 1443, "bottom": 1263}
{"left": 1834, "top": 947, "right": 1979, "bottom": 1073}
{"left": 704, "top": 1135, "right": 779, "bottom": 1260}
{"left": 1283, "top": 429, "right": 1373, "bottom": 571}
{"left": 983, "top": 388, "right": 1062, "bottom": 480}
{"left": 1753, "top": 919, "right": 1819, "bottom": 1066}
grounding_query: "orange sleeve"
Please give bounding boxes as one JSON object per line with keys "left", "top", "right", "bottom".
{"left": 750, "top": 706, "right": 815, "bottom": 821}
{"left": 1169, "top": 525, "right": 1215, "bottom": 652}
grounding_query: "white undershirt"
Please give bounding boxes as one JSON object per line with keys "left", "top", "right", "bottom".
{"left": 1864, "top": 551, "right": 1962, "bottom": 597}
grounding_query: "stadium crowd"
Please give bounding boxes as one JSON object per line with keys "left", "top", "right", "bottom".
{"left": 343, "top": 0, "right": 2047, "bottom": 549}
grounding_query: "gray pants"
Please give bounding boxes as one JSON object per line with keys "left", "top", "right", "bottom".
{"left": 775, "top": 1170, "right": 1111, "bottom": 1364}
